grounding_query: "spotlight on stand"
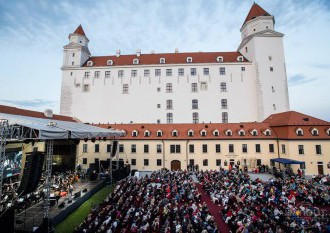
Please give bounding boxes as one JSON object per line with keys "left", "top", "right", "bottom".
{"left": 103, "top": 137, "right": 107, "bottom": 141}
{"left": 91, "top": 138, "right": 96, "bottom": 143}
{"left": 84, "top": 138, "right": 88, "bottom": 142}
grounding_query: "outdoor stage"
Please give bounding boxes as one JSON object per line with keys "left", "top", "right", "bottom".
{"left": 14, "top": 179, "right": 104, "bottom": 232}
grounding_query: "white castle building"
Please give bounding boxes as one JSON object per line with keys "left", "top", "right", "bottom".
{"left": 60, "top": 3, "right": 289, "bottom": 124}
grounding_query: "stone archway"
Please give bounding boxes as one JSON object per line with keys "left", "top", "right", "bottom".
{"left": 171, "top": 160, "right": 181, "bottom": 171}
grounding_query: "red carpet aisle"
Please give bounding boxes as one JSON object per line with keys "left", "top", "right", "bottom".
{"left": 195, "top": 183, "right": 230, "bottom": 233}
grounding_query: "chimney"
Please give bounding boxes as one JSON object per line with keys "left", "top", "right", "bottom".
{"left": 44, "top": 109, "right": 53, "bottom": 118}
{"left": 116, "top": 49, "right": 121, "bottom": 57}
{"left": 175, "top": 48, "right": 179, "bottom": 53}
{"left": 136, "top": 49, "right": 141, "bottom": 57}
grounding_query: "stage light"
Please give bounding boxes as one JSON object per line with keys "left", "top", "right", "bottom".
{"left": 84, "top": 138, "right": 88, "bottom": 142}
{"left": 91, "top": 138, "right": 96, "bottom": 143}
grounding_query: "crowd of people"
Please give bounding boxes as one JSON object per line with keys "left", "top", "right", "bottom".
{"left": 197, "top": 166, "right": 330, "bottom": 233}
{"left": 74, "top": 170, "right": 219, "bottom": 233}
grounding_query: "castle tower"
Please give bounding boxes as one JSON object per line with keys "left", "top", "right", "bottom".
{"left": 60, "top": 25, "right": 91, "bottom": 117}
{"left": 238, "top": 3, "right": 290, "bottom": 121}
{"left": 62, "top": 25, "right": 91, "bottom": 68}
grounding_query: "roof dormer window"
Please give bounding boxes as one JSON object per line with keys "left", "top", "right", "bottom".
{"left": 311, "top": 128, "right": 319, "bottom": 136}
{"left": 238, "top": 129, "right": 245, "bottom": 136}
{"left": 326, "top": 128, "right": 330, "bottom": 136}
{"left": 225, "top": 129, "right": 232, "bottom": 136}
{"left": 87, "top": 61, "right": 93, "bottom": 67}
{"left": 172, "top": 130, "right": 178, "bottom": 137}
{"left": 237, "top": 56, "right": 244, "bottom": 62}
{"left": 186, "top": 57, "right": 193, "bottom": 63}
{"left": 296, "top": 128, "right": 304, "bottom": 136}
{"left": 107, "top": 60, "right": 113, "bottom": 66}
{"left": 251, "top": 129, "right": 258, "bottom": 136}
{"left": 156, "top": 130, "right": 163, "bottom": 137}
{"left": 216, "top": 56, "right": 223, "bottom": 63}
{"left": 160, "top": 58, "right": 166, "bottom": 64}
{"left": 213, "top": 130, "right": 219, "bottom": 136}
{"left": 263, "top": 129, "right": 271, "bottom": 136}
{"left": 132, "top": 130, "right": 138, "bottom": 137}
{"left": 144, "top": 130, "right": 150, "bottom": 137}
{"left": 188, "top": 130, "right": 194, "bottom": 137}
{"left": 133, "top": 58, "right": 139, "bottom": 65}
{"left": 200, "top": 130, "right": 207, "bottom": 137}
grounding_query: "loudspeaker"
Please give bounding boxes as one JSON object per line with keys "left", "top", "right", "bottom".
{"left": 58, "top": 202, "right": 65, "bottom": 208}
{"left": 74, "top": 191, "right": 81, "bottom": 199}
{"left": 18, "top": 151, "right": 45, "bottom": 195}
{"left": 0, "top": 207, "right": 14, "bottom": 233}
{"left": 83, "top": 188, "right": 88, "bottom": 193}
{"left": 111, "top": 140, "right": 118, "bottom": 157}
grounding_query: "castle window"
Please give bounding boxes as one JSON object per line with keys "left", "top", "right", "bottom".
{"left": 107, "top": 60, "right": 113, "bottom": 66}
{"left": 132, "top": 130, "right": 138, "bottom": 137}
{"left": 268, "top": 56, "right": 272, "bottom": 61}
{"left": 157, "top": 104, "right": 161, "bottom": 108}
{"left": 144, "top": 69, "right": 150, "bottom": 77}
{"left": 178, "top": 68, "right": 184, "bottom": 76}
{"left": 273, "top": 104, "right": 276, "bottom": 110}
{"left": 311, "top": 128, "right": 319, "bottom": 136}
{"left": 172, "top": 130, "right": 178, "bottom": 137}
{"left": 118, "top": 70, "right": 124, "bottom": 77}
{"left": 123, "top": 84, "right": 129, "bottom": 94}
{"left": 237, "top": 56, "right": 244, "bottom": 62}
{"left": 200, "top": 129, "right": 207, "bottom": 136}
{"left": 133, "top": 58, "right": 139, "bottom": 65}
{"left": 94, "top": 71, "right": 100, "bottom": 78}
{"left": 270, "top": 67, "right": 274, "bottom": 72}
{"left": 155, "top": 69, "right": 161, "bottom": 76}
{"left": 238, "top": 129, "right": 245, "bottom": 136}
{"left": 264, "top": 129, "right": 271, "bottom": 136}
{"left": 166, "top": 69, "right": 172, "bottom": 76}
{"left": 87, "top": 61, "right": 93, "bottom": 67}
{"left": 84, "top": 72, "right": 90, "bottom": 79}
{"left": 191, "top": 68, "right": 197, "bottom": 76}
{"left": 225, "top": 129, "right": 232, "bottom": 136}
{"left": 144, "top": 130, "right": 150, "bottom": 137}
{"left": 70, "top": 72, "right": 73, "bottom": 76}
{"left": 131, "top": 70, "right": 137, "bottom": 77}
{"left": 298, "top": 145, "right": 304, "bottom": 155}
{"left": 72, "top": 61, "right": 74, "bottom": 65}
{"left": 296, "top": 128, "right": 304, "bottom": 136}
{"left": 220, "top": 82, "right": 227, "bottom": 92}
{"left": 251, "top": 129, "right": 258, "bottom": 136}
{"left": 105, "top": 71, "right": 111, "bottom": 78}
{"left": 241, "top": 67, "right": 245, "bottom": 71}
{"left": 203, "top": 68, "right": 209, "bottom": 75}
{"left": 166, "top": 83, "right": 173, "bottom": 93}
{"left": 219, "top": 67, "right": 226, "bottom": 75}
{"left": 192, "top": 99, "right": 198, "bottom": 109}
{"left": 160, "top": 58, "right": 166, "bottom": 64}
{"left": 192, "top": 112, "right": 199, "bottom": 124}
{"left": 272, "top": 86, "right": 275, "bottom": 93}
{"left": 157, "top": 119, "right": 161, "bottom": 124}
{"left": 191, "top": 83, "right": 198, "bottom": 92}
{"left": 72, "top": 53, "right": 75, "bottom": 57}
{"left": 83, "top": 84, "right": 90, "bottom": 92}
{"left": 221, "top": 99, "right": 228, "bottom": 109}
{"left": 166, "top": 99, "right": 173, "bottom": 110}
{"left": 245, "top": 47, "right": 248, "bottom": 53}
{"left": 200, "top": 82, "right": 207, "bottom": 90}
{"left": 188, "top": 130, "right": 194, "bottom": 137}
{"left": 213, "top": 130, "right": 220, "bottom": 136}
{"left": 157, "top": 130, "right": 163, "bottom": 137}
{"left": 157, "top": 87, "right": 161, "bottom": 92}
{"left": 216, "top": 56, "right": 223, "bottom": 62}
{"left": 186, "top": 57, "right": 193, "bottom": 63}
{"left": 167, "top": 113, "right": 173, "bottom": 123}
{"left": 222, "top": 112, "right": 228, "bottom": 123}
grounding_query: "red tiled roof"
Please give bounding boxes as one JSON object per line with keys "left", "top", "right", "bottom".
{"left": 271, "top": 126, "right": 330, "bottom": 140}
{"left": 263, "top": 111, "right": 330, "bottom": 127}
{"left": 96, "top": 122, "right": 275, "bottom": 140}
{"left": 0, "top": 105, "right": 77, "bottom": 122}
{"left": 73, "top": 25, "right": 86, "bottom": 36}
{"left": 243, "top": 3, "right": 271, "bottom": 25}
{"left": 83, "top": 52, "right": 248, "bottom": 67}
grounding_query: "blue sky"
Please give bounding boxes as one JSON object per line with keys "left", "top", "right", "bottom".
{"left": 0, "top": 0, "right": 330, "bottom": 121}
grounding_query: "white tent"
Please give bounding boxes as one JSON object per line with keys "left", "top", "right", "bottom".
{"left": 0, "top": 113, "right": 125, "bottom": 140}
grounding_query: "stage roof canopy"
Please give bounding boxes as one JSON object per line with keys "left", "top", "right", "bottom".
{"left": 270, "top": 158, "right": 305, "bottom": 165}
{"left": 0, "top": 113, "right": 125, "bottom": 140}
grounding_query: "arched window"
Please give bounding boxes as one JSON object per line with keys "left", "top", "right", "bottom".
{"left": 213, "top": 130, "right": 220, "bottom": 136}
{"left": 220, "top": 82, "right": 227, "bottom": 92}
{"left": 144, "top": 130, "right": 150, "bottom": 137}
{"left": 311, "top": 128, "right": 319, "bottom": 136}
{"left": 160, "top": 58, "right": 166, "bottom": 64}
{"left": 157, "top": 130, "right": 163, "bottom": 137}
{"left": 225, "top": 129, "right": 232, "bottom": 136}
{"left": 200, "top": 129, "right": 207, "bottom": 136}
{"left": 186, "top": 57, "right": 193, "bottom": 63}
{"left": 132, "top": 130, "right": 138, "bottom": 137}
{"left": 238, "top": 129, "right": 245, "bottom": 136}
{"left": 296, "top": 128, "right": 304, "bottom": 136}
{"left": 87, "top": 61, "right": 93, "bottom": 67}
{"left": 133, "top": 58, "right": 139, "bottom": 65}
{"left": 216, "top": 56, "right": 223, "bottom": 62}
{"left": 251, "top": 129, "right": 258, "bottom": 136}
{"left": 188, "top": 130, "right": 194, "bottom": 137}
{"left": 192, "top": 112, "right": 199, "bottom": 124}
{"left": 264, "top": 129, "right": 271, "bottom": 136}
{"left": 172, "top": 130, "right": 178, "bottom": 137}
{"left": 107, "top": 60, "right": 113, "bottom": 66}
